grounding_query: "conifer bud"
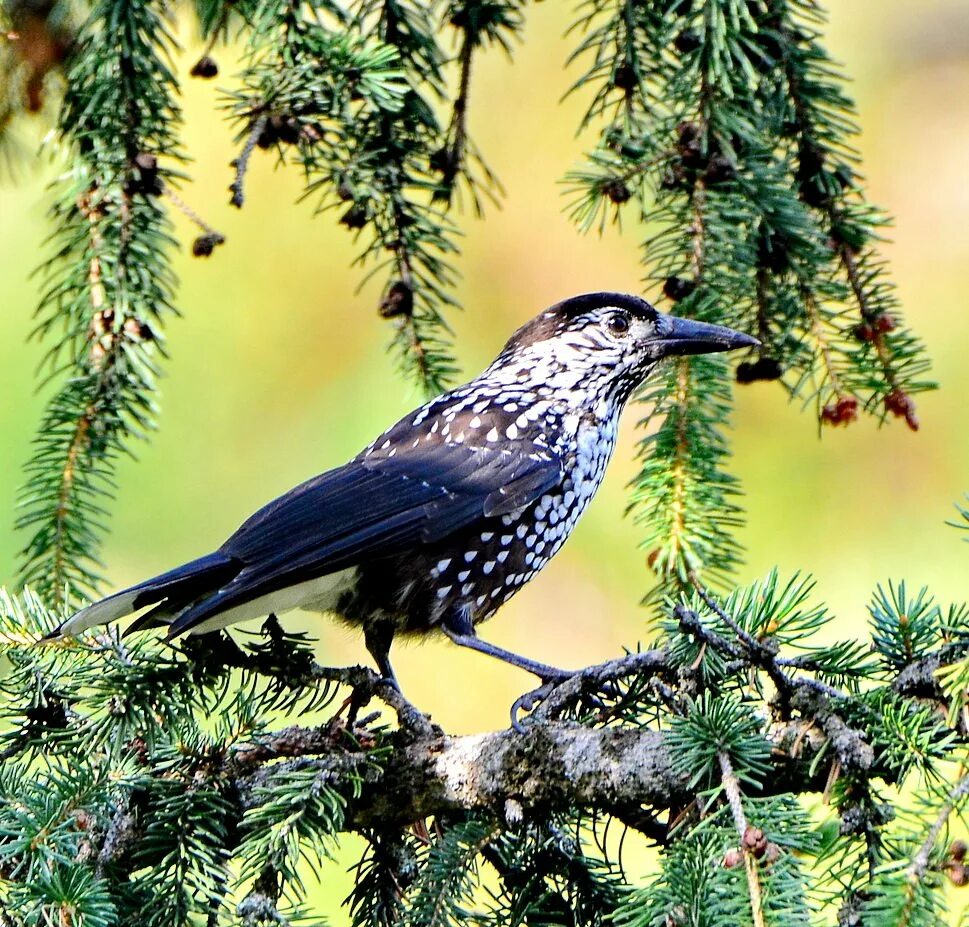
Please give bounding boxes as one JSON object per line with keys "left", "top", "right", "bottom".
{"left": 663, "top": 276, "right": 695, "bottom": 301}
{"left": 722, "top": 847, "right": 743, "bottom": 868}
{"left": 821, "top": 396, "right": 858, "bottom": 426}
{"left": 192, "top": 233, "right": 225, "bottom": 257}
{"left": 380, "top": 281, "right": 414, "bottom": 319}
{"left": 190, "top": 56, "right": 218, "bottom": 78}
{"left": 704, "top": 155, "right": 736, "bottom": 186}
{"left": 742, "top": 825, "right": 768, "bottom": 858}
{"left": 612, "top": 63, "right": 637, "bottom": 90}
{"left": 340, "top": 202, "right": 369, "bottom": 229}
{"left": 673, "top": 29, "right": 701, "bottom": 54}
{"left": 602, "top": 179, "right": 631, "bottom": 203}
{"left": 884, "top": 390, "right": 919, "bottom": 431}
{"left": 736, "top": 357, "right": 783, "bottom": 383}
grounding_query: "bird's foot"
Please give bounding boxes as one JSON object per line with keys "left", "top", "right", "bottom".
{"left": 371, "top": 675, "right": 436, "bottom": 738}
{"left": 511, "top": 681, "right": 559, "bottom": 733}
{"left": 510, "top": 667, "right": 580, "bottom": 733}
{"left": 510, "top": 671, "right": 626, "bottom": 732}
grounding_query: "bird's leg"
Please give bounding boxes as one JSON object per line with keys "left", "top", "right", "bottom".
{"left": 364, "top": 621, "right": 400, "bottom": 689}
{"left": 441, "top": 611, "right": 575, "bottom": 684}
{"left": 439, "top": 614, "right": 621, "bottom": 731}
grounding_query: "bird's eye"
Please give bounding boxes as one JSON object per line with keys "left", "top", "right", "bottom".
{"left": 607, "top": 313, "right": 630, "bottom": 335}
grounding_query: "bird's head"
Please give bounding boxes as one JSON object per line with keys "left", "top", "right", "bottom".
{"left": 493, "top": 292, "right": 758, "bottom": 404}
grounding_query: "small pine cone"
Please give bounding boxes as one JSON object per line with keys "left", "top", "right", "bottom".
{"left": 270, "top": 115, "right": 300, "bottom": 146}
{"left": 874, "top": 313, "right": 896, "bottom": 333}
{"left": 704, "top": 155, "right": 736, "bottom": 186}
{"left": 722, "top": 847, "right": 744, "bottom": 868}
{"left": 340, "top": 202, "right": 369, "bottom": 229}
{"left": 952, "top": 840, "right": 968, "bottom": 861}
{"left": 673, "top": 29, "right": 701, "bottom": 54}
{"left": 676, "top": 121, "right": 704, "bottom": 167}
{"left": 190, "top": 56, "right": 218, "bottom": 78}
{"left": 663, "top": 276, "right": 695, "bottom": 301}
{"left": 192, "top": 232, "right": 225, "bottom": 257}
{"left": 853, "top": 322, "right": 876, "bottom": 342}
{"left": 602, "top": 179, "right": 632, "bottom": 204}
{"left": 127, "top": 152, "right": 163, "bottom": 196}
{"left": 763, "top": 842, "right": 782, "bottom": 866}
{"left": 612, "top": 63, "right": 637, "bottom": 90}
{"left": 742, "top": 825, "right": 768, "bottom": 858}
{"left": 821, "top": 395, "right": 858, "bottom": 426}
{"left": 949, "top": 862, "right": 968, "bottom": 887}
{"left": 255, "top": 119, "right": 278, "bottom": 149}
{"left": 127, "top": 736, "right": 150, "bottom": 765}
{"left": 379, "top": 281, "right": 414, "bottom": 319}
{"left": 736, "top": 357, "right": 783, "bottom": 383}
{"left": 884, "top": 389, "right": 919, "bottom": 431}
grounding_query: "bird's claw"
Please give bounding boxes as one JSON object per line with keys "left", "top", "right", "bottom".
{"left": 510, "top": 673, "right": 627, "bottom": 732}
{"left": 511, "top": 681, "right": 559, "bottom": 733}
{"left": 510, "top": 667, "right": 580, "bottom": 732}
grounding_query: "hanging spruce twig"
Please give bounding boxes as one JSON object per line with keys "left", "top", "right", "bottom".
{"left": 564, "top": 0, "right": 934, "bottom": 599}
{"left": 16, "top": 0, "right": 183, "bottom": 605}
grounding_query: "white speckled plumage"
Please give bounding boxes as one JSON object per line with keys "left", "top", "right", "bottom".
{"left": 52, "top": 292, "right": 756, "bottom": 685}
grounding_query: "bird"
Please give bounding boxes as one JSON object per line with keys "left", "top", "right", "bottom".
{"left": 47, "top": 292, "right": 756, "bottom": 689}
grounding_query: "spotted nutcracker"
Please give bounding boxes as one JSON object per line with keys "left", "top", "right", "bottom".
{"left": 49, "top": 293, "right": 756, "bottom": 686}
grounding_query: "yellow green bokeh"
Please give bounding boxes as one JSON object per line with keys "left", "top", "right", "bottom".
{"left": 1, "top": 1, "right": 968, "bottom": 917}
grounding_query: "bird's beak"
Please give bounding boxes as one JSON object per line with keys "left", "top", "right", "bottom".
{"left": 653, "top": 315, "right": 760, "bottom": 357}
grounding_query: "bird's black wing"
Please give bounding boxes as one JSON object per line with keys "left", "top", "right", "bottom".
{"left": 166, "top": 406, "right": 562, "bottom": 636}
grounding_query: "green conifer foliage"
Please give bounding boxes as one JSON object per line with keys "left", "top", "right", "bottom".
{"left": 0, "top": 2, "right": 959, "bottom": 926}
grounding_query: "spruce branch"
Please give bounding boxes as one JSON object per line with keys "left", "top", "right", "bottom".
{"left": 0, "top": 2, "right": 951, "bottom": 924}
{"left": 224, "top": 0, "right": 473, "bottom": 396}
{"left": 228, "top": 112, "right": 267, "bottom": 209}
{"left": 718, "top": 750, "right": 766, "bottom": 927}
{"left": 564, "top": 0, "right": 934, "bottom": 599}
{"left": 767, "top": 0, "right": 934, "bottom": 426}
{"left": 3, "top": 563, "right": 969, "bottom": 923}
{"left": 16, "top": 0, "right": 183, "bottom": 605}
{"left": 432, "top": 0, "right": 523, "bottom": 212}
{"left": 908, "top": 771, "right": 969, "bottom": 885}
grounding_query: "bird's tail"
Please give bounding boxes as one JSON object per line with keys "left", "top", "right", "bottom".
{"left": 44, "top": 551, "right": 239, "bottom": 640}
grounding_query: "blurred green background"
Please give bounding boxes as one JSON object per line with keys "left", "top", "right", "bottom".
{"left": 2, "top": 2, "right": 969, "bottom": 736}
{"left": 2, "top": 0, "right": 969, "bottom": 917}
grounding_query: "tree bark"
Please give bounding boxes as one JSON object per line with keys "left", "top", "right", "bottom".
{"left": 349, "top": 722, "right": 689, "bottom": 828}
